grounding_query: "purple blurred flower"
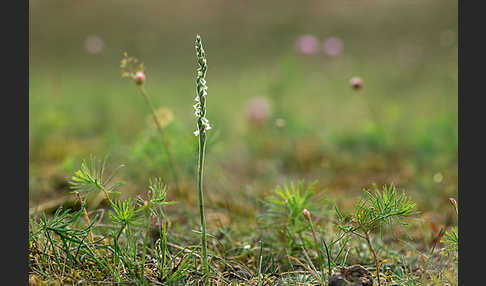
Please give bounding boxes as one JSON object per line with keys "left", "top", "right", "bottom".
{"left": 84, "top": 35, "right": 104, "bottom": 55}
{"left": 296, "top": 35, "right": 319, "bottom": 55}
{"left": 322, "top": 36, "right": 343, "bottom": 57}
{"left": 245, "top": 97, "right": 271, "bottom": 124}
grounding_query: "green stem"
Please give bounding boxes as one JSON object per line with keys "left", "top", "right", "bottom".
{"left": 159, "top": 221, "right": 168, "bottom": 277}
{"left": 322, "top": 238, "right": 332, "bottom": 279}
{"left": 115, "top": 224, "right": 126, "bottom": 242}
{"left": 365, "top": 232, "right": 381, "bottom": 286}
{"left": 76, "top": 193, "right": 94, "bottom": 242}
{"left": 307, "top": 218, "right": 327, "bottom": 281}
{"left": 139, "top": 86, "right": 182, "bottom": 197}
{"left": 141, "top": 214, "right": 151, "bottom": 281}
{"left": 257, "top": 240, "right": 263, "bottom": 286}
{"left": 197, "top": 133, "right": 209, "bottom": 274}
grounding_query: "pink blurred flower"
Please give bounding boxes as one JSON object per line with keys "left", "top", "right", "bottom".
{"left": 322, "top": 36, "right": 343, "bottom": 57}
{"left": 245, "top": 97, "right": 271, "bottom": 124}
{"left": 84, "top": 35, "right": 104, "bottom": 55}
{"left": 296, "top": 35, "right": 319, "bottom": 55}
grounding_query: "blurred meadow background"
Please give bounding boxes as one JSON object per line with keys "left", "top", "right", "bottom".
{"left": 29, "top": 0, "right": 457, "bottom": 250}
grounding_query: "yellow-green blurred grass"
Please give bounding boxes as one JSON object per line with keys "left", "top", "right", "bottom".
{"left": 29, "top": 56, "right": 457, "bottom": 223}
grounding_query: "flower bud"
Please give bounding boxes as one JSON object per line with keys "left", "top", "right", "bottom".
{"left": 449, "top": 197, "right": 456, "bottom": 206}
{"left": 303, "top": 209, "right": 311, "bottom": 219}
{"left": 349, "top": 77, "right": 363, "bottom": 90}
{"left": 134, "top": 71, "right": 146, "bottom": 86}
{"left": 449, "top": 197, "right": 458, "bottom": 215}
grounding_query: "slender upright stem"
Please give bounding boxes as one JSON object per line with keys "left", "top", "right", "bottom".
{"left": 307, "top": 217, "right": 329, "bottom": 281}
{"left": 96, "top": 182, "right": 115, "bottom": 207}
{"left": 322, "top": 238, "right": 332, "bottom": 280}
{"left": 141, "top": 214, "right": 151, "bottom": 281}
{"left": 197, "top": 134, "right": 209, "bottom": 274}
{"left": 138, "top": 86, "right": 182, "bottom": 197}
{"left": 365, "top": 232, "right": 381, "bottom": 286}
{"left": 308, "top": 220, "right": 321, "bottom": 263}
{"left": 76, "top": 193, "right": 94, "bottom": 242}
{"left": 257, "top": 240, "right": 263, "bottom": 286}
{"left": 115, "top": 224, "right": 126, "bottom": 242}
{"left": 194, "top": 34, "right": 211, "bottom": 275}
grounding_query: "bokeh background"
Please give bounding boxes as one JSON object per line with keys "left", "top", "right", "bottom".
{"left": 29, "top": 0, "right": 457, "bottom": 229}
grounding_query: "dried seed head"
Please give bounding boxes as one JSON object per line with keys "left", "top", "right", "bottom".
{"left": 120, "top": 52, "right": 145, "bottom": 85}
